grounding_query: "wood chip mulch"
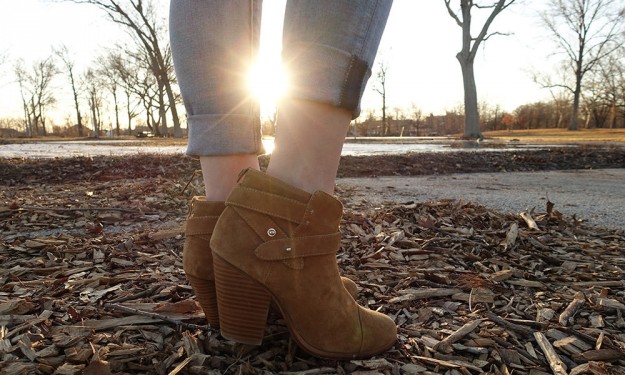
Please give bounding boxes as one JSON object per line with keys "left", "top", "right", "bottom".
{"left": 1, "top": 154, "right": 624, "bottom": 375}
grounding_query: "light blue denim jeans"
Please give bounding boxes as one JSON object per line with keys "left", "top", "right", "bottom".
{"left": 170, "top": 0, "right": 392, "bottom": 157}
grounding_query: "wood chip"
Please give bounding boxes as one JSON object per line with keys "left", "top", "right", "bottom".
{"left": 559, "top": 291, "right": 585, "bottom": 326}
{"left": 433, "top": 319, "right": 483, "bottom": 353}
{"left": 534, "top": 332, "right": 567, "bottom": 375}
{"left": 390, "top": 288, "right": 462, "bottom": 303}
{"left": 3, "top": 154, "right": 625, "bottom": 373}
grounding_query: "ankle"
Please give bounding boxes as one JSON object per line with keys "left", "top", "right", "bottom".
{"left": 267, "top": 99, "right": 350, "bottom": 194}
{"left": 200, "top": 154, "right": 259, "bottom": 200}
{"left": 266, "top": 165, "right": 335, "bottom": 194}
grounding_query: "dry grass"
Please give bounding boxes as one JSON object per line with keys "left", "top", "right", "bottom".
{"left": 483, "top": 128, "right": 625, "bottom": 143}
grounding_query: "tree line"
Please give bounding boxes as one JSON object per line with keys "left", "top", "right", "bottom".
{"left": 1, "top": 0, "right": 624, "bottom": 139}
{"left": 369, "top": 0, "right": 624, "bottom": 137}
{"left": 6, "top": 0, "right": 180, "bottom": 139}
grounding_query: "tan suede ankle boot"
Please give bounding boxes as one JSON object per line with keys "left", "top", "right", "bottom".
{"left": 210, "top": 169, "right": 396, "bottom": 359}
{"left": 183, "top": 197, "right": 226, "bottom": 327}
{"left": 183, "top": 196, "right": 358, "bottom": 329}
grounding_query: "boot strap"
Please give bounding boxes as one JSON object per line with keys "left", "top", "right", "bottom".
{"left": 227, "top": 187, "right": 307, "bottom": 224}
{"left": 255, "top": 232, "right": 340, "bottom": 261}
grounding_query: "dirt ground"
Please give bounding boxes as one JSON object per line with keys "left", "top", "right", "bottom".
{"left": 337, "top": 168, "right": 625, "bottom": 230}
{"left": 1, "top": 146, "right": 625, "bottom": 374}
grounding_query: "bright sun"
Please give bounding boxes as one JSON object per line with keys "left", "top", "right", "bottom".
{"left": 249, "top": 60, "right": 288, "bottom": 117}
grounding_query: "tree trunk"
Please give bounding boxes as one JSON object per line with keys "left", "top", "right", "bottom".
{"left": 151, "top": 46, "right": 179, "bottom": 137}
{"left": 456, "top": 0, "right": 482, "bottom": 139}
{"left": 570, "top": 72, "right": 582, "bottom": 130}
{"left": 162, "top": 73, "right": 181, "bottom": 137}
{"left": 30, "top": 99, "right": 40, "bottom": 136}
{"left": 145, "top": 98, "right": 159, "bottom": 136}
{"left": 149, "top": 40, "right": 180, "bottom": 137}
{"left": 21, "top": 100, "right": 31, "bottom": 137}
{"left": 126, "top": 91, "right": 133, "bottom": 135}
{"left": 113, "top": 90, "right": 120, "bottom": 136}
{"left": 70, "top": 75, "right": 83, "bottom": 137}
{"left": 382, "top": 94, "right": 387, "bottom": 136}
{"left": 150, "top": 111, "right": 159, "bottom": 136}
{"left": 458, "top": 56, "right": 481, "bottom": 138}
{"left": 90, "top": 95, "right": 99, "bottom": 138}
{"left": 158, "top": 83, "right": 168, "bottom": 136}
{"left": 72, "top": 92, "right": 83, "bottom": 137}
{"left": 609, "top": 103, "right": 616, "bottom": 128}
{"left": 96, "top": 103, "right": 102, "bottom": 135}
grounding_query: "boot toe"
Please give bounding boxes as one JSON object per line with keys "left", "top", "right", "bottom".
{"left": 358, "top": 307, "right": 397, "bottom": 357}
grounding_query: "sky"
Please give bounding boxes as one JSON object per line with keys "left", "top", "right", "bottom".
{"left": 0, "top": 0, "right": 557, "bottom": 126}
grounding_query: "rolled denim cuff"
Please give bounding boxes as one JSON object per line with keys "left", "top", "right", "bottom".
{"left": 284, "top": 42, "right": 369, "bottom": 119}
{"left": 186, "top": 114, "right": 263, "bottom": 157}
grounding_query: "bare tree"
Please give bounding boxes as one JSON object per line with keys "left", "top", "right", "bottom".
{"left": 373, "top": 61, "right": 389, "bottom": 136}
{"left": 83, "top": 68, "right": 104, "bottom": 137}
{"left": 107, "top": 50, "right": 141, "bottom": 135}
{"left": 55, "top": 45, "right": 85, "bottom": 137}
{"left": 393, "top": 106, "right": 406, "bottom": 136}
{"left": 69, "top": 0, "right": 182, "bottom": 137}
{"left": 444, "top": 0, "right": 516, "bottom": 139}
{"left": 533, "top": 63, "right": 574, "bottom": 128}
{"left": 14, "top": 57, "right": 59, "bottom": 137}
{"left": 98, "top": 52, "right": 124, "bottom": 136}
{"left": 584, "top": 50, "right": 625, "bottom": 128}
{"left": 15, "top": 66, "right": 34, "bottom": 137}
{"left": 0, "top": 118, "right": 25, "bottom": 135}
{"left": 410, "top": 103, "right": 423, "bottom": 137}
{"left": 514, "top": 100, "right": 572, "bottom": 129}
{"left": 541, "top": 0, "right": 625, "bottom": 130}
{"left": 123, "top": 45, "right": 163, "bottom": 135}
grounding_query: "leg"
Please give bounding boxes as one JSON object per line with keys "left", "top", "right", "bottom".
{"left": 170, "top": 0, "right": 263, "bottom": 201}
{"left": 210, "top": 0, "right": 396, "bottom": 359}
{"left": 170, "top": 2, "right": 359, "bottom": 331}
{"left": 199, "top": 155, "right": 259, "bottom": 201}
{"left": 170, "top": 0, "right": 262, "bottom": 328}
{"left": 267, "top": 100, "right": 351, "bottom": 194}
{"left": 268, "top": 0, "right": 393, "bottom": 194}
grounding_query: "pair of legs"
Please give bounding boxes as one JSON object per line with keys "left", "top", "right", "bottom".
{"left": 171, "top": 0, "right": 395, "bottom": 358}
{"left": 170, "top": 0, "right": 392, "bottom": 196}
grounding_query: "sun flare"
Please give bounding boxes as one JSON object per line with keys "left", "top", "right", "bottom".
{"left": 249, "top": 60, "right": 288, "bottom": 116}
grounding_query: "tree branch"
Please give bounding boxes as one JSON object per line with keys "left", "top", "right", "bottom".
{"left": 444, "top": 0, "right": 463, "bottom": 27}
{"left": 470, "top": 0, "right": 517, "bottom": 60}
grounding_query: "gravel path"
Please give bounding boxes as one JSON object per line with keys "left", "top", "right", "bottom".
{"left": 337, "top": 168, "right": 625, "bottom": 230}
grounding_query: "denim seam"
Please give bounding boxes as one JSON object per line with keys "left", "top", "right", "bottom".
{"left": 339, "top": 0, "right": 378, "bottom": 115}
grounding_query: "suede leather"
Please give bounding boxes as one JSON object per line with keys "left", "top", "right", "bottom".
{"left": 183, "top": 198, "right": 226, "bottom": 279}
{"left": 183, "top": 197, "right": 226, "bottom": 327}
{"left": 211, "top": 169, "right": 396, "bottom": 359}
{"left": 182, "top": 196, "right": 358, "bottom": 329}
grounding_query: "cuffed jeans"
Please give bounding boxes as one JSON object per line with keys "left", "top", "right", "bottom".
{"left": 170, "top": 0, "right": 392, "bottom": 157}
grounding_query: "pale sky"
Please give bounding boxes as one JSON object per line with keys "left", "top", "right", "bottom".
{"left": 0, "top": 0, "right": 555, "bottom": 125}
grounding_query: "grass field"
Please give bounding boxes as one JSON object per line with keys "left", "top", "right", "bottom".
{"left": 483, "top": 128, "right": 625, "bottom": 143}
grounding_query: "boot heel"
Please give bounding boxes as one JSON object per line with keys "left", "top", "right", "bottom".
{"left": 186, "top": 274, "right": 219, "bottom": 328}
{"left": 213, "top": 254, "right": 271, "bottom": 345}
